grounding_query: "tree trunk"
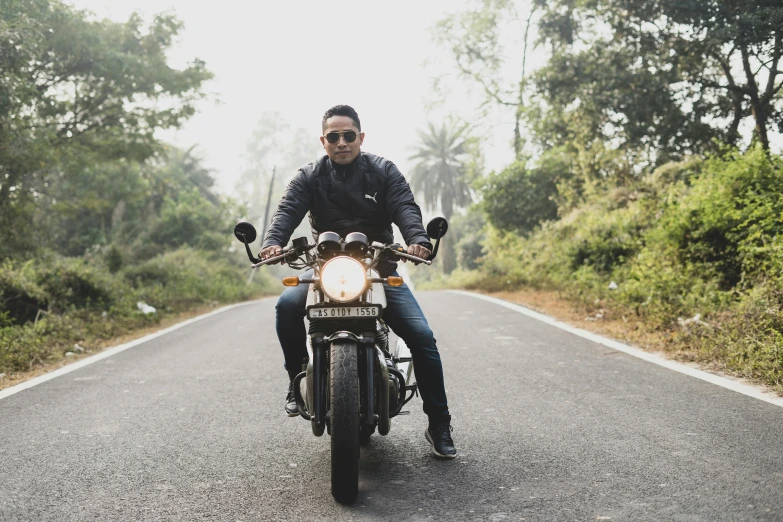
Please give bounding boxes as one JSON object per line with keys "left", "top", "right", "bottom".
{"left": 751, "top": 101, "right": 770, "bottom": 150}
{"left": 726, "top": 95, "right": 743, "bottom": 146}
{"left": 441, "top": 234, "right": 456, "bottom": 274}
{"left": 513, "top": 7, "right": 537, "bottom": 161}
{"left": 440, "top": 205, "right": 456, "bottom": 275}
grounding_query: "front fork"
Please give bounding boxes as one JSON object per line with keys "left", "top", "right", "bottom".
{"left": 309, "top": 336, "right": 327, "bottom": 436}
{"left": 359, "top": 334, "right": 376, "bottom": 428}
{"left": 302, "top": 333, "right": 381, "bottom": 436}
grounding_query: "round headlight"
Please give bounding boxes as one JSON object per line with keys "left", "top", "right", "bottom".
{"left": 320, "top": 257, "right": 367, "bottom": 303}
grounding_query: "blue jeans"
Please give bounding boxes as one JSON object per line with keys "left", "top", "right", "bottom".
{"left": 275, "top": 271, "right": 450, "bottom": 419}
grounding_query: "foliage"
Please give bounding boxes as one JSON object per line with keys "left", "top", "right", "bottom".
{"left": 36, "top": 145, "right": 231, "bottom": 259}
{"left": 0, "top": 0, "right": 212, "bottom": 257}
{"left": 0, "top": 1, "right": 281, "bottom": 379}
{"left": 409, "top": 120, "right": 477, "bottom": 218}
{"left": 684, "top": 283, "right": 783, "bottom": 388}
{"left": 123, "top": 248, "right": 270, "bottom": 308}
{"left": 437, "top": 148, "right": 783, "bottom": 389}
{"left": 431, "top": 1, "right": 783, "bottom": 392}
{"left": 149, "top": 188, "right": 231, "bottom": 251}
{"left": 432, "top": 0, "right": 538, "bottom": 158}
{"left": 0, "top": 249, "right": 274, "bottom": 374}
{"left": 644, "top": 147, "right": 783, "bottom": 289}
{"left": 532, "top": 0, "right": 783, "bottom": 155}
{"left": 436, "top": 0, "right": 783, "bottom": 210}
{"left": 451, "top": 207, "right": 487, "bottom": 271}
{"left": 0, "top": 260, "right": 48, "bottom": 324}
{"left": 479, "top": 160, "right": 559, "bottom": 235}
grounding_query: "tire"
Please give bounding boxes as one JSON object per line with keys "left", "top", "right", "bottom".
{"left": 329, "top": 341, "right": 360, "bottom": 504}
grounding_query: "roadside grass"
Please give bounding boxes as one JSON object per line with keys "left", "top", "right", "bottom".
{"left": 0, "top": 248, "right": 277, "bottom": 386}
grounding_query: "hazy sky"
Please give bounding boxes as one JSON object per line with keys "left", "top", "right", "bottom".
{"left": 67, "top": 0, "right": 519, "bottom": 193}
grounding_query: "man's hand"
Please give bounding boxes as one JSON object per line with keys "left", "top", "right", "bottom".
{"left": 404, "top": 244, "right": 431, "bottom": 263}
{"left": 258, "top": 245, "right": 282, "bottom": 261}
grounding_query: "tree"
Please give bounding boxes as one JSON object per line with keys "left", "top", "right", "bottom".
{"left": 433, "top": 0, "right": 539, "bottom": 160}
{"left": 39, "top": 146, "right": 227, "bottom": 258}
{"left": 479, "top": 158, "right": 560, "bottom": 236}
{"left": 533, "top": 0, "right": 783, "bottom": 152}
{"left": 0, "top": 0, "right": 212, "bottom": 257}
{"left": 235, "top": 112, "right": 321, "bottom": 224}
{"left": 408, "top": 121, "right": 476, "bottom": 273}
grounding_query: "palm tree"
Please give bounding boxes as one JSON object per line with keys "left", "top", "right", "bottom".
{"left": 408, "top": 120, "right": 475, "bottom": 273}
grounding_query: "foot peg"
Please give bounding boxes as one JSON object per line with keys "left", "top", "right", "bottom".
{"left": 390, "top": 382, "right": 419, "bottom": 418}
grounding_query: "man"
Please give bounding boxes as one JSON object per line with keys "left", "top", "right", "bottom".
{"left": 258, "top": 105, "right": 456, "bottom": 459}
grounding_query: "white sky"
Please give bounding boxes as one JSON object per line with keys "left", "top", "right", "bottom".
{"left": 67, "top": 0, "right": 519, "bottom": 194}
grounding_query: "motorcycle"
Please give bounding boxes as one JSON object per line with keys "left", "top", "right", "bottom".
{"left": 233, "top": 218, "right": 448, "bottom": 503}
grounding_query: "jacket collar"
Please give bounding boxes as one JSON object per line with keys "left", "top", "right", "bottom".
{"left": 327, "top": 153, "right": 363, "bottom": 179}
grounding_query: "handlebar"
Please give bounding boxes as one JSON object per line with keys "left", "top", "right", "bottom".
{"left": 370, "top": 242, "right": 432, "bottom": 266}
{"left": 251, "top": 250, "right": 292, "bottom": 268}
{"left": 252, "top": 244, "right": 315, "bottom": 268}
{"left": 249, "top": 240, "right": 432, "bottom": 268}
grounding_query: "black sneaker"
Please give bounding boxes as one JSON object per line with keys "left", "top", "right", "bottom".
{"left": 425, "top": 415, "right": 457, "bottom": 459}
{"left": 285, "top": 379, "right": 299, "bottom": 417}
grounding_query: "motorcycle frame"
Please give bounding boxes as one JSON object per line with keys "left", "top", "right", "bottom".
{"left": 292, "top": 259, "right": 414, "bottom": 438}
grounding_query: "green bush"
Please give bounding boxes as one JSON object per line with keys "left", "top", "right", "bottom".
{"left": 683, "top": 281, "right": 783, "bottom": 388}
{"left": 0, "top": 261, "right": 49, "bottom": 325}
{"left": 0, "top": 247, "right": 274, "bottom": 374}
{"left": 647, "top": 146, "right": 783, "bottom": 288}
{"left": 149, "top": 188, "right": 231, "bottom": 250}
{"left": 123, "top": 248, "right": 271, "bottom": 309}
{"left": 104, "top": 245, "right": 124, "bottom": 273}
{"left": 0, "top": 322, "right": 49, "bottom": 371}
{"left": 36, "top": 258, "right": 119, "bottom": 312}
{"left": 615, "top": 247, "right": 730, "bottom": 328}
{"left": 441, "top": 146, "right": 783, "bottom": 389}
{"left": 480, "top": 160, "right": 560, "bottom": 235}
{"left": 450, "top": 208, "right": 486, "bottom": 271}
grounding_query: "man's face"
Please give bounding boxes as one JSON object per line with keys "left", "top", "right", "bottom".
{"left": 320, "top": 115, "right": 364, "bottom": 165}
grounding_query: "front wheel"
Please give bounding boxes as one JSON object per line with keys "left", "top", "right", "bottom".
{"left": 329, "top": 341, "right": 360, "bottom": 503}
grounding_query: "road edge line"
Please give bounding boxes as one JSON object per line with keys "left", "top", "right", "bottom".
{"left": 449, "top": 290, "right": 783, "bottom": 409}
{"left": 0, "top": 299, "right": 269, "bottom": 401}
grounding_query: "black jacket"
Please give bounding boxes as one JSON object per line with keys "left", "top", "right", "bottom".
{"left": 262, "top": 152, "right": 431, "bottom": 272}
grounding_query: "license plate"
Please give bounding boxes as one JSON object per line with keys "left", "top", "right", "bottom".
{"left": 307, "top": 306, "right": 380, "bottom": 320}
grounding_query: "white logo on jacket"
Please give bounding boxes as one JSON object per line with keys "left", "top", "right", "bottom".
{"left": 365, "top": 192, "right": 377, "bottom": 203}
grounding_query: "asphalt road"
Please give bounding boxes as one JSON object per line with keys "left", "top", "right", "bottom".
{"left": 1, "top": 291, "right": 783, "bottom": 521}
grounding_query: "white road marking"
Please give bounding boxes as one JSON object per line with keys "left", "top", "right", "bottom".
{"left": 450, "top": 290, "right": 783, "bottom": 408}
{"left": 0, "top": 299, "right": 269, "bottom": 401}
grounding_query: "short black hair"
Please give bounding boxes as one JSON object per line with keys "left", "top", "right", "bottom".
{"left": 322, "top": 105, "right": 361, "bottom": 132}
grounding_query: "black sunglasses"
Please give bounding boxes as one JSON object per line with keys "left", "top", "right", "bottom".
{"left": 324, "top": 130, "right": 359, "bottom": 144}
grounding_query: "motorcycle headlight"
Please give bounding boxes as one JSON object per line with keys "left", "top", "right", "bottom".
{"left": 320, "top": 257, "right": 367, "bottom": 303}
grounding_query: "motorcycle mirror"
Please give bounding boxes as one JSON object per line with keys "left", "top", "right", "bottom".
{"left": 426, "top": 217, "right": 449, "bottom": 240}
{"left": 233, "top": 221, "right": 257, "bottom": 244}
